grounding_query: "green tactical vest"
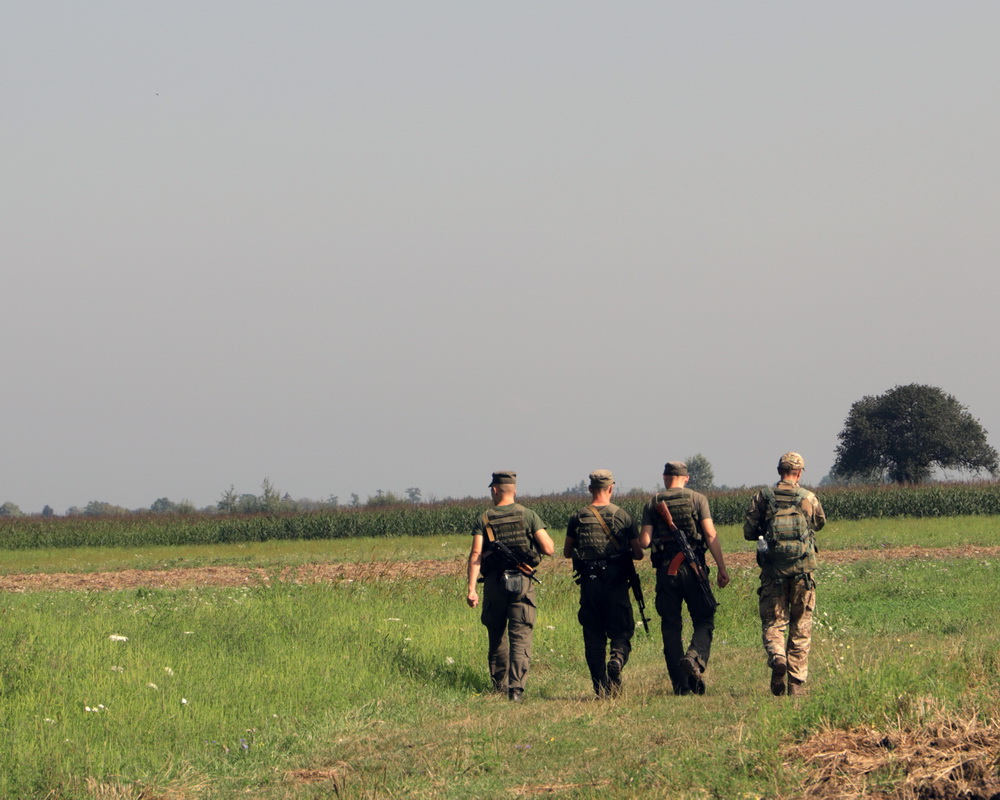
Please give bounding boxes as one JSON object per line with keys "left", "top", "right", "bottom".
{"left": 652, "top": 489, "right": 703, "bottom": 557}
{"left": 572, "top": 504, "right": 623, "bottom": 560}
{"left": 484, "top": 504, "right": 540, "bottom": 566}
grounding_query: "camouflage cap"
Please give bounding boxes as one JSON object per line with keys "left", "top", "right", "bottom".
{"left": 663, "top": 462, "right": 689, "bottom": 477}
{"left": 489, "top": 470, "right": 517, "bottom": 487}
{"left": 588, "top": 469, "right": 614, "bottom": 488}
{"left": 778, "top": 452, "right": 805, "bottom": 471}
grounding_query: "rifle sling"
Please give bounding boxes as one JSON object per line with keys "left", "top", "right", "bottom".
{"left": 482, "top": 512, "right": 534, "bottom": 573}
{"left": 587, "top": 504, "right": 623, "bottom": 553}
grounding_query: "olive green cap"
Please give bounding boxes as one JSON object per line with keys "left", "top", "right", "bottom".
{"left": 663, "top": 462, "right": 688, "bottom": 477}
{"left": 489, "top": 471, "right": 517, "bottom": 487}
{"left": 589, "top": 469, "right": 614, "bottom": 488}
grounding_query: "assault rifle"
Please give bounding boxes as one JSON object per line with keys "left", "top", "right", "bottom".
{"left": 619, "top": 553, "right": 651, "bottom": 635}
{"left": 489, "top": 540, "right": 541, "bottom": 585}
{"left": 655, "top": 501, "right": 718, "bottom": 612}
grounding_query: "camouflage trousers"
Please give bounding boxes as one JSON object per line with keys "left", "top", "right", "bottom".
{"left": 480, "top": 571, "right": 537, "bottom": 692}
{"left": 757, "top": 573, "right": 816, "bottom": 684}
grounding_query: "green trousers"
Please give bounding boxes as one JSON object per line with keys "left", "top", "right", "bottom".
{"left": 654, "top": 562, "right": 715, "bottom": 694}
{"left": 480, "top": 571, "right": 537, "bottom": 692}
{"left": 576, "top": 562, "right": 635, "bottom": 692}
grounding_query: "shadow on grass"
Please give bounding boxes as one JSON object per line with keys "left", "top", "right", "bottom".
{"left": 388, "top": 642, "right": 483, "bottom": 693}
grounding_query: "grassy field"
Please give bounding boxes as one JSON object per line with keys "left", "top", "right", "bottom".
{"left": 4, "top": 515, "right": 1000, "bottom": 576}
{"left": 0, "top": 518, "right": 998, "bottom": 798}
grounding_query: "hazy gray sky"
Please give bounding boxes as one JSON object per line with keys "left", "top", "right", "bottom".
{"left": 5, "top": 2, "right": 999, "bottom": 513}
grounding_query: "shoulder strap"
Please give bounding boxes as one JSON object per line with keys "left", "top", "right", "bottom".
{"left": 481, "top": 512, "right": 495, "bottom": 542}
{"left": 588, "top": 505, "right": 623, "bottom": 552}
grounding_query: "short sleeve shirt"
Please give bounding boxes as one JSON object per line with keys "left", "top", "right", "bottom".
{"left": 470, "top": 503, "right": 547, "bottom": 539}
{"left": 640, "top": 490, "right": 712, "bottom": 530}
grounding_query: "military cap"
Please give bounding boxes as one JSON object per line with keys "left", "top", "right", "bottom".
{"left": 663, "top": 462, "right": 689, "bottom": 477}
{"left": 489, "top": 470, "right": 517, "bottom": 487}
{"left": 778, "top": 452, "right": 805, "bottom": 471}
{"left": 589, "top": 469, "right": 614, "bottom": 488}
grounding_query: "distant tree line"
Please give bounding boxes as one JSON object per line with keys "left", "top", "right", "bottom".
{"left": 4, "top": 384, "right": 996, "bottom": 516}
{"left": 1, "top": 479, "right": 439, "bottom": 518}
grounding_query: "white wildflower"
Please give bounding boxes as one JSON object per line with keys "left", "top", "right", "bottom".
{"left": 111, "top": 665, "right": 124, "bottom": 672}
{"left": 181, "top": 698, "right": 188, "bottom": 705}
{"left": 445, "top": 657, "right": 455, "bottom": 665}
{"left": 108, "top": 634, "right": 129, "bottom": 642}
{"left": 385, "top": 618, "right": 402, "bottom": 622}
{"left": 163, "top": 666, "right": 174, "bottom": 676}
{"left": 147, "top": 683, "right": 158, "bottom": 690}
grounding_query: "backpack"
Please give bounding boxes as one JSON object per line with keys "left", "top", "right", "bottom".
{"left": 759, "top": 486, "right": 814, "bottom": 577}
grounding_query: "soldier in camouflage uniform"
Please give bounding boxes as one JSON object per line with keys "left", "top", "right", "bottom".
{"left": 639, "top": 462, "right": 731, "bottom": 695}
{"left": 563, "top": 470, "right": 643, "bottom": 697}
{"left": 743, "top": 452, "right": 826, "bottom": 697}
{"left": 467, "top": 471, "right": 554, "bottom": 702}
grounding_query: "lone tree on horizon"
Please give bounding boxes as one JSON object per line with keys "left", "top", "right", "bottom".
{"left": 684, "top": 453, "right": 716, "bottom": 492}
{"left": 831, "top": 383, "right": 999, "bottom": 484}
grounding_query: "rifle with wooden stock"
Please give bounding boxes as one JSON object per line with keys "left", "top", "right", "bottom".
{"left": 655, "top": 500, "right": 718, "bottom": 612}
{"left": 489, "top": 539, "right": 541, "bottom": 585}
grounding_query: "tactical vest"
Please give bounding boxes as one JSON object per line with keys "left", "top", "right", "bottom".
{"left": 759, "top": 485, "right": 816, "bottom": 577}
{"left": 651, "top": 489, "right": 703, "bottom": 558}
{"left": 572, "top": 504, "right": 623, "bottom": 560}
{"left": 483, "top": 504, "right": 540, "bottom": 566}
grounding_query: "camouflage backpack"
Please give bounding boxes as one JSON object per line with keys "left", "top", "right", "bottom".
{"left": 759, "top": 486, "right": 815, "bottom": 577}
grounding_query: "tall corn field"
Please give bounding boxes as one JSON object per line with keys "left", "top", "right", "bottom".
{"left": 1, "top": 482, "right": 998, "bottom": 551}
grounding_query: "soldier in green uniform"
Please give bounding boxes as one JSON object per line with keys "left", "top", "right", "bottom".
{"left": 467, "top": 471, "right": 554, "bottom": 702}
{"left": 639, "top": 462, "right": 730, "bottom": 695}
{"left": 744, "top": 452, "right": 826, "bottom": 697}
{"left": 563, "top": 469, "right": 643, "bottom": 697}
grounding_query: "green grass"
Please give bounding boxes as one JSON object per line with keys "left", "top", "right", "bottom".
{"left": 1, "top": 520, "right": 999, "bottom": 798}
{"left": 0, "top": 534, "right": 470, "bottom": 575}
{"left": 715, "top": 514, "right": 1000, "bottom": 554}
{"left": 3, "top": 515, "right": 997, "bottom": 576}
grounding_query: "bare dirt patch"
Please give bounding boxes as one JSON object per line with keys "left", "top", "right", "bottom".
{"left": 1, "top": 545, "right": 997, "bottom": 594}
{"left": 0, "top": 559, "right": 468, "bottom": 593}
